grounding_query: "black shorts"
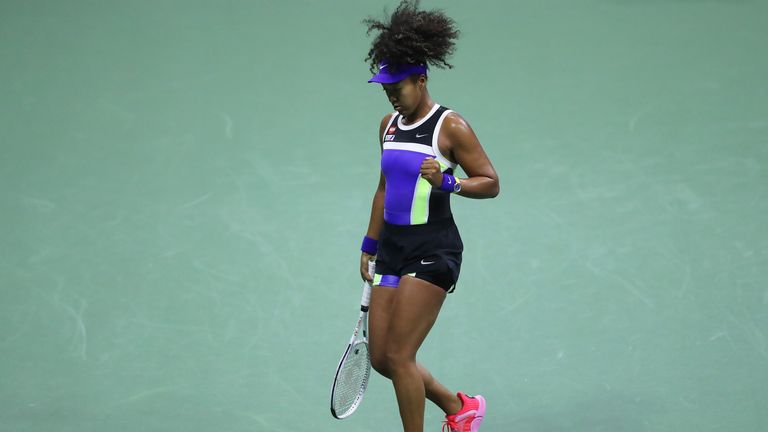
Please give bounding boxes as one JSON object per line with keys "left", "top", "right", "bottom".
{"left": 374, "top": 217, "right": 463, "bottom": 292}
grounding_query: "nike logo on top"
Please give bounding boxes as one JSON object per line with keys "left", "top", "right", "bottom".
{"left": 416, "top": 133, "right": 429, "bottom": 138}
{"left": 456, "top": 410, "right": 479, "bottom": 421}
{"left": 420, "top": 259, "right": 435, "bottom": 265}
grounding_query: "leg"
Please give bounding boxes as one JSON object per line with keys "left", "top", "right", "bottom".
{"left": 417, "top": 363, "right": 462, "bottom": 415}
{"left": 385, "top": 276, "right": 454, "bottom": 432}
{"left": 368, "top": 284, "right": 397, "bottom": 377}
{"left": 369, "top": 283, "right": 462, "bottom": 416}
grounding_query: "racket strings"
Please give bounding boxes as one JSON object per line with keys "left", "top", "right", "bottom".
{"left": 332, "top": 343, "right": 371, "bottom": 416}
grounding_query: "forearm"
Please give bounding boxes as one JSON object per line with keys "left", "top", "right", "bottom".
{"left": 360, "top": 186, "right": 384, "bottom": 281}
{"left": 365, "top": 187, "right": 386, "bottom": 240}
{"left": 456, "top": 175, "right": 499, "bottom": 199}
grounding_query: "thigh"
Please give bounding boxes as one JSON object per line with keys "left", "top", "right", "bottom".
{"left": 369, "top": 285, "right": 397, "bottom": 364}
{"left": 385, "top": 276, "right": 447, "bottom": 361}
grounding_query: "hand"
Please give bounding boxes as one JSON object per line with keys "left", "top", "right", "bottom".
{"left": 360, "top": 253, "right": 375, "bottom": 282}
{"left": 420, "top": 157, "right": 443, "bottom": 187}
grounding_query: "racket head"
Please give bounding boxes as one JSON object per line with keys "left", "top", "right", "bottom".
{"left": 330, "top": 339, "right": 371, "bottom": 419}
{"left": 330, "top": 261, "right": 376, "bottom": 419}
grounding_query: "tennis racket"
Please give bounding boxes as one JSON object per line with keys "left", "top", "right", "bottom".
{"left": 330, "top": 260, "right": 375, "bottom": 419}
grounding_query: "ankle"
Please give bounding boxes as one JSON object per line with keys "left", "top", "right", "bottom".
{"left": 446, "top": 393, "right": 463, "bottom": 416}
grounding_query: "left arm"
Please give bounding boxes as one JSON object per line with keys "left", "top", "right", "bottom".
{"left": 420, "top": 112, "right": 500, "bottom": 198}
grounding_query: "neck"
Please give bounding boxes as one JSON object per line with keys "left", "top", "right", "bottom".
{"left": 402, "top": 92, "right": 434, "bottom": 124}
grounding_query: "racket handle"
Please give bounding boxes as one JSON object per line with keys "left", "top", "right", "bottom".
{"left": 361, "top": 260, "right": 375, "bottom": 309}
{"left": 368, "top": 260, "right": 376, "bottom": 281}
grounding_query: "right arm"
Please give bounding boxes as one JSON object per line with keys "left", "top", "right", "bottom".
{"left": 360, "top": 113, "right": 393, "bottom": 282}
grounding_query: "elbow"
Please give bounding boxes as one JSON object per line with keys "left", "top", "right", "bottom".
{"left": 489, "top": 184, "right": 500, "bottom": 198}
{"left": 488, "top": 177, "right": 500, "bottom": 198}
{"left": 462, "top": 176, "right": 499, "bottom": 199}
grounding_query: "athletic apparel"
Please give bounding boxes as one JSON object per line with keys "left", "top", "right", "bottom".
{"left": 374, "top": 216, "right": 462, "bottom": 292}
{"left": 368, "top": 61, "right": 428, "bottom": 84}
{"left": 443, "top": 392, "right": 486, "bottom": 432}
{"left": 381, "top": 104, "right": 456, "bottom": 226}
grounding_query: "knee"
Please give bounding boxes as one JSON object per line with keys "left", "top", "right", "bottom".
{"left": 370, "top": 350, "right": 391, "bottom": 378}
{"left": 369, "top": 340, "right": 417, "bottom": 378}
{"left": 383, "top": 348, "right": 414, "bottom": 373}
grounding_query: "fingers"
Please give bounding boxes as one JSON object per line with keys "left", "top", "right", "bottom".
{"left": 360, "top": 253, "right": 375, "bottom": 282}
{"left": 360, "top": 267, "right": 372, "bottom": 282}
{"left": 419, "top": 157, "right": 440, "bottom": 174}
{"left": 420, "top": 157, "right": 442, "bottom": 185}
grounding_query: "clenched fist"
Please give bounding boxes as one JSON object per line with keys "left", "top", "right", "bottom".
{"left": 420, "top": 157, "right": 443, "bottom": 187}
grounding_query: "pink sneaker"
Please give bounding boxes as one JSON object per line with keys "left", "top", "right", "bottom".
{"left": 442, "top": 392, "right": 486, "bottom": 432}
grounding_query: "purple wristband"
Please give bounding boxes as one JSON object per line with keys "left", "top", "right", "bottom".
{"left": 439, "top": 173, "right": 457, "bottom": 193}
{"left": 361, "top": 236, "right": 378, "bottom": 255}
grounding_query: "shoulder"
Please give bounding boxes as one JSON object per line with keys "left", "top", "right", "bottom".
{"left": 379, "top": 112, "right": 396, "bottom": 129}
{"left": 441, "top": 111, "right": 476, "bottom": 140}
{"left": 378, "top": 112, "right": 397, "bottom": 141}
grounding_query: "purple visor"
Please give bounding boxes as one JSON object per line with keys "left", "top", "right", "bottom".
{"left": 368, "top": 62, "right": 428, "bottom": 84}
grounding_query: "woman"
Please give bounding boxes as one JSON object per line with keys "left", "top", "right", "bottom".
{"left": 358, "top": 1, "right": 500, "bottom": 431}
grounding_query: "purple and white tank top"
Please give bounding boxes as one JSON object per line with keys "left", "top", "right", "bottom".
{"left": 380, "top": 104, "right": 457, "bottom": 226}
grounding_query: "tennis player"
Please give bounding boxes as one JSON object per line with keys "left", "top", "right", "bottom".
{"left": 358, "top": 2, "right": 499, "bottom": 431}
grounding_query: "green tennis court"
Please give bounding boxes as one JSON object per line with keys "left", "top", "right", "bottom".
{"left": 1, "top": 1, "right": 766, "bottom": 430}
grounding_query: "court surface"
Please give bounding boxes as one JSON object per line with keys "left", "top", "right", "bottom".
{"left": 1, "top": 1, "right": 766, "bottom": 431}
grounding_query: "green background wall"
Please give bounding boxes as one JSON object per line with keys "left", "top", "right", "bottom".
{"left": 1, "top": 1, "right": 766, "bottom": 430}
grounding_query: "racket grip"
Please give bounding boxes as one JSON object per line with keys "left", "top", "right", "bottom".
{"left": 361, "top": 260, "right": 375, "bottom": 308}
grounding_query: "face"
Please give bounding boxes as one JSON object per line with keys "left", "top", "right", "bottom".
{"left": 381, "top": 75, "right": 426, "bottom": 117}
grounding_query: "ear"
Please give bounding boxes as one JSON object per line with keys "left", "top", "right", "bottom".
{"left": 417, "top": 74, "right": 427, "bottom": 88}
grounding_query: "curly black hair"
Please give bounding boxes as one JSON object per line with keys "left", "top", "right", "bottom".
{"left": 363, "top": 0, "right": 460, "bottom": 74}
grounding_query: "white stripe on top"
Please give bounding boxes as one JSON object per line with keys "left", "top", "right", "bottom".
{"left": 381, "top": 112, "right": 398, "bottom": 143}
{"left": 382, "top": 142, "right": 436, "bottom": 155}
{"left": 431, "top": 109, "right": 457, "bottom": 169}
{"left": 397, "top": 104, "right": 442, "bottom": 130}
